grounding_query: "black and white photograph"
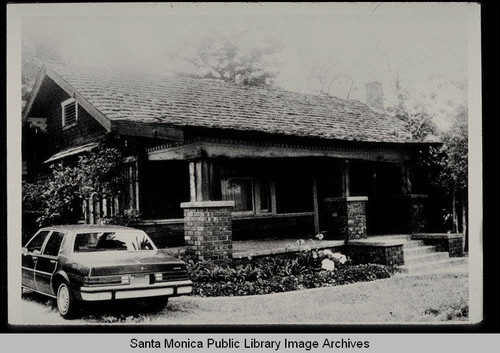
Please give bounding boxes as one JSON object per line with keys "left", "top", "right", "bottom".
{"left": 7, "top": 2, "right": 482, "bottom": 328}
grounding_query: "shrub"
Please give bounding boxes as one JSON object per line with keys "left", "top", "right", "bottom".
{"left": 185, "top": 252, "right": 392, "bottom": 297}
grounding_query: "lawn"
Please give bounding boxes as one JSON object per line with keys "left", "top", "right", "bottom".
{"left": 18, "top": 266, "right": 469, "bottom": 325}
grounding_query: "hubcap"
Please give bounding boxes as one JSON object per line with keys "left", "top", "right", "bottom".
{"left": 57, "top": 284, "right": 70, "bottom": 314}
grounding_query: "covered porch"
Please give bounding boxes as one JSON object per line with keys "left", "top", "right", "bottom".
{"left": 135, "top": 136, "right": 429, "bottom": 260}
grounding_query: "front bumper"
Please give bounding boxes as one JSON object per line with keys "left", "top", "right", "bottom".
{"left": 79, "top": 280, "right": 193, "bottom": 301}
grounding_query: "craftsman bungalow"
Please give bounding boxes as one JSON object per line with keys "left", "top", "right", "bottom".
{"left": 23, "top": 63, "right": 440, "bottom": 260}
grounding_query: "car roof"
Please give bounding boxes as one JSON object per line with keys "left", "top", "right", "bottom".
{"left": 40, "top": 225, "right": 141, "bottom": 232}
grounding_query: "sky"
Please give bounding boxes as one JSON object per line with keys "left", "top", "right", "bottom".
{"left": 20, "top": 3, "right": 475, "bottom": 130}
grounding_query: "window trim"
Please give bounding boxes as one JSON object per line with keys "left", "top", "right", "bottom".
{"left": 61, "top": 98, "right": 78, "bottom": 128}
{"left": 221, "top": 176, "right": 277, "bottom": 216}
{"left": 222, "top": 177, "right": 255, "bottom": 216}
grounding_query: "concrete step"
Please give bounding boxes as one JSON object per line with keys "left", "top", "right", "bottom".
{"left": 404, "top": 245, "right": 437, "bottom": 256}
{"left": 370, "top": 234, "right": 413, "bottom": 241}
{"left": 397, "top": 257, "right": 468, "bottom": 274}
{"left": 402, "top": 240, "right": 426, "bottom": 249}
{"left": 404, "top": 252, "right": 450, "bottom": 265}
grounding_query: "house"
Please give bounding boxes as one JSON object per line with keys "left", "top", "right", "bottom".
{"left": 22, "top": 62, "right": 442, "bottom": 261}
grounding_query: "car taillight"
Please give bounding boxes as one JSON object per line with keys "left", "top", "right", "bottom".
{"left": 84, "top": 275, "right": 130, "bottom": 286}
{"left": 154, "top": 271, "right": 189, "bottom": 283}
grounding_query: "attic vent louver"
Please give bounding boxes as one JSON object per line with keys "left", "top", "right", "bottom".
{"left": 61, "top": 98, "right": 78, "bottom": 127}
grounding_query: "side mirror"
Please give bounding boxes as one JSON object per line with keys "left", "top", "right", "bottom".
{"left": 21, "top": 247, "right": 28, "bottom": 254}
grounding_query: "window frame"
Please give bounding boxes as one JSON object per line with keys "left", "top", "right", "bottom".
{"left": 221, "top": 176, "right": 278, "bottom": 216}
{"left": 61, "top": 97, "right": 78, "bottom": 128}
{"left": 24, "top": 230, "right": 52, "bottom": 254}
{"left": 221, "top": 177, "right": 255, "bottom": 215}
{"left": 41, "top": 231, "right": 65, "bottom": 257}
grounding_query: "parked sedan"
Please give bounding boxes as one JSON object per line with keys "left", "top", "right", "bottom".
{"left": 22, "top": 225, "right": 192, "bottom": 319}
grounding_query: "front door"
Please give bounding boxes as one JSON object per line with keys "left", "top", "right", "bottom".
{"left": 34, "top": 231, "right": 65, "bottom": 295}
{"left": 350, "top": 161, "right": 403, "bottom": 235}
{"left": 22, "top": 230, "right": 51, "bottom": 291}
{"left": 364, "top": 164, "right": 402, "bottom": 234}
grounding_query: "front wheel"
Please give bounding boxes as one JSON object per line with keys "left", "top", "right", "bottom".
{"left": 143, "top": 296, "right": 168, "bottom": 312}
{"left": 56, "top": 281, "right": 79, "bottom": 319}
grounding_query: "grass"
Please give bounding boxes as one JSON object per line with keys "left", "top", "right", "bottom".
{"left": 18, "top": 267, "right": 469, "bottom": 324}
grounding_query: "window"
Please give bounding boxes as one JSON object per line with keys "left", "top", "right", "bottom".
{"left": 61, "top": 98, "right": 78, "bottom": 127}
{"left": 74, "top": 231, "right": 155, "bottom": 252}
{"left": 275, "top": 177, "right": 313, "bottom": 214}
{"left": 24, "top": 230, "right": 50, "bottom": 253}
{"left": 259, "top": 178, "right": 271, "bottom": 213}
{"left": 222, "top": 178, "right": 254, "bottom": 212}
{"left": 42, "top": 231, "right": 65, "bottom": 256}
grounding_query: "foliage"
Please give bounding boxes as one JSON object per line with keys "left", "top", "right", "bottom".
{"left": 22, "top": 146, "right": 125, "bottom": 226}
{"left": 101, "top": 209, "right": 141, "bottom": 226}
{"left": 434, "top": 105, "right": 468, "bottom": 192}
{"left": 172, "top": 32, "right": 283, "bottom": 87}
{"left": 185, "top": 252, "right": 392, "bottom": 297}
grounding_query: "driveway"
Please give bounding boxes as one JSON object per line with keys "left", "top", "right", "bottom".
{"left": 14, "top": 265, "right": 469, "bottom": 325}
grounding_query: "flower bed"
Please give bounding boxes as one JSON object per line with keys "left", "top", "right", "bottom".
{"left": 185, "top": 249, "right": 393, "bottom": 297}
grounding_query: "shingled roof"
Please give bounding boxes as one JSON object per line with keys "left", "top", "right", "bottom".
{"left": 34, "top": 63, "right": 428, "bottom": 144}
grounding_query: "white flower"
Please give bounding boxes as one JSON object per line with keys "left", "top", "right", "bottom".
{"left": 322, "top": 249, "right": 334, "bottom": 258}
{"left": 331, "top": 252, "right": 347, "bottom": 264}
{"left": 321, "top": 259, "right": 335, "bottom": 271}
{"left": 315, "top": 233, "right": 324, "bottom": 241}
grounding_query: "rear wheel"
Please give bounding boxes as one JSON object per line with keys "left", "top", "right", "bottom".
{"left": 144, "top": 296, "right": 169, "bottom": 312}
{"left": 56, "top": 281, "right": 79, "bottom": 319}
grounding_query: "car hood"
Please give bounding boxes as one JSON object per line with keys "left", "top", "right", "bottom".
{"left": 70, "top": 250, "right": 187, "bottom": 276}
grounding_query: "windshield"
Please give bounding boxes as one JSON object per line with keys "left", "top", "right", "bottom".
{"left": 73, "top": 231, "right": 156, "bottom": 252}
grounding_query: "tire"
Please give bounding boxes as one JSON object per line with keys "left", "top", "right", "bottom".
{"left": 56, "top": 281, "right": 79, "bottom": 319}
{"left": 144, "top": 296, "right": 169, "bottom": 312}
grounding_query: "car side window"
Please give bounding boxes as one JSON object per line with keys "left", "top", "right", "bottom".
{"left": 25, "top": 231, "right": 50, "bottom": 253}
{"left": 42, "top": 231, "right": 65, "bottom": 256}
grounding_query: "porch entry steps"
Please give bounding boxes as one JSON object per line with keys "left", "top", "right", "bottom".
{"left": 369, "top": 235, "right": 466, "bottom": 274}
{"left": 397, "top": 258, "right": 468, "bottom": 274}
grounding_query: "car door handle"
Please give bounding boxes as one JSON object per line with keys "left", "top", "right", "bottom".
{"left": 49, "top": 259, "right": 56, "bottom": 264}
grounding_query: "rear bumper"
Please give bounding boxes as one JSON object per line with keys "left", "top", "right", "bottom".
{"left": 79, "top": 280, "right": 193, "bottom": 301}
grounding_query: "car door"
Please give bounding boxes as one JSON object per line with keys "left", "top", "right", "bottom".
{"left": 34, "top": 231, "right": 65, "bottom": 295}
{"left": 22, "top": 230, "right": 51, "bottom": 291}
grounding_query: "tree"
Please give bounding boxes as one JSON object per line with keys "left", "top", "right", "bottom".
{"left": 171, "top": 32, "right": 283, "bottom": 87}
{"left": 306, "top": 56, "right": 358, "bottom": 99}
{"left": 435, "top": 105, "right": 468, "bottom": 237}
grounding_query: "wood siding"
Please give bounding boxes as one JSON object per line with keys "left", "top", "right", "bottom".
{"left": 39, "top": 78, "right": 107, "bottom": 156}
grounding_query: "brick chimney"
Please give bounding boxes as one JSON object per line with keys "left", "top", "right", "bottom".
{"left": 365, "top": 81, "right": 384, "bottom": 111}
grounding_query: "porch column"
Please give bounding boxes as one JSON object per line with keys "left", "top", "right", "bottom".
{"left": 324, "top": 196, "right": 368, "bottom": 241}
{"left": 189, "top": 158, "right": 219, "bottom": 202}
{"left": 341, "top": 159, "right": 350, "bottom": 197}
{"left": 181, "top": 201, "right": 234, "bottom": 261}
{"left": 312, "top": 178, "right": 320, "bottom": 234}
{"left": 399, "top": 162, "right": 428, "bottom": 233}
